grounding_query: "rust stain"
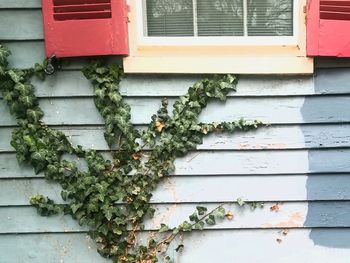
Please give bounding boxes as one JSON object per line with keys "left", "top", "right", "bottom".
{"left": 261, "top": 212, "right": 304, "bottom": 228}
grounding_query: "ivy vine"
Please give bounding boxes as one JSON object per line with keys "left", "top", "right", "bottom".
{"left": 0, "top": 44, "right": 262, "bottom": 263}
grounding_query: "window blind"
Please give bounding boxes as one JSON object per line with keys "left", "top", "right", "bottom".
{"left": 146, "top": 0, "right": 194, "bottom": 36}
{"left": 197, "top": 0, "right": 244, "bottom": 36}
{"left": 145, "top": 0, "right": 293, "bottom": 37}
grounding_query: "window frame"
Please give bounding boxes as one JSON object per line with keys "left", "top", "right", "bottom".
{"left": 139, "top": 0, "right": 299, "bottom": 46}
{"left": 123, "top": 0, "right": 313, "bottom": 74}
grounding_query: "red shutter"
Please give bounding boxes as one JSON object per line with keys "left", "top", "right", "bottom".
{"left": 42, "top": 0, "right": 129, "bottom": 58}
{"left": 307, "top": 0, "right": 350, "bottom": 57}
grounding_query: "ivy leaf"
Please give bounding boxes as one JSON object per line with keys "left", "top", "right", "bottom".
{"left": 205, "top": 215, "right": 216, "bottom": 226}
{"left": 0, "top": 44, "right": 10, "bottom": 67}
{"left": 113, "top": 228, "right": 123, "bottom": 235}
{"left": 96, "top": 67, "right": 108, "bottom": 74}
{"left": 8, "top": 70, "right": 21, "bottom": 83}
{"left": 70, "top": 203, "right": 81, "bottom": 214}
{"left": 61, "top": 191, "right": 68, "bottom": 201}
{"left": 194, "top": 221, "right": 205, "bottom": 230}
{"left": 196, "top": 206, "right": 207, "bottom": 216}
{"left": 31, "top": 149, "right": 48, "bottom": 162}
{"left": 104, "top": 209, "right": 113, "bottom": 221}
{"left": 180, "top": 221, "right": 192, "bottom": 232}
{"left": 214, "top": 207, "right": 226, "bottom": 220}
{"left": 237, "top": 198, "right": 246, "bottom": 206}
{"left": 164, "top": 256, "right": 173, "bottom": 263}
{"left": 19, "top": 95, "right": 34, "bottom": 107}
{"left": 189, "top": 212, "right": 199, "bottom": 222}
{"left": 175, "top": 244, "right": 184, "bottom": 252}
{"left": 27, "top": 108, "right": 44, "bottom": 123}
{"left": 159, "top": 223, "right": 169, "bottom": 233}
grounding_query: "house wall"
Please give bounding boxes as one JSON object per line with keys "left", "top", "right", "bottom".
{"left": 1, "top": 1, "right": 350, "bottom": 262}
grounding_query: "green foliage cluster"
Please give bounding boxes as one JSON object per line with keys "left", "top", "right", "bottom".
{"left": 0, "top": 44, "right": 262, "bottom": 263}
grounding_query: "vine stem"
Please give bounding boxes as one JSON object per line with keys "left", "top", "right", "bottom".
{"left": 131, "top": 204, "right": 226, "bottom": 262}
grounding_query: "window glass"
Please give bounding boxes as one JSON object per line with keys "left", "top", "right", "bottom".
{"left": 247, "top": 0, "right": 293, "bottom": 36}
{"left": 145, "top": 0, "right": 293, "bottom": 37}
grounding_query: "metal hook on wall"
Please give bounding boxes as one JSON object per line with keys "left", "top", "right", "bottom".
{"left": 44, "top": 55, "right": 58, "bottom": 75}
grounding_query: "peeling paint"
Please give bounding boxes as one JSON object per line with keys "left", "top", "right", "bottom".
{"left": 261, "top": 212, "right": 304, "bottom": 228}
{"left": 238, "top": 143, "right": 288, "bottom": 150}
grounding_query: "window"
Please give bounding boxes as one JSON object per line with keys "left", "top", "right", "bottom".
{"left": 145, "top": 0, "right": 293, "bottom": 37}
{"left": 123, "top": 0, "right": 313, "bottom": 74}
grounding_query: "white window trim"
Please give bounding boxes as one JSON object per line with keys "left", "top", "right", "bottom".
{"left": 136, "top": 0, "right": 299, "bottom": 46}
{"left": 123, "top": 0, "right": 313, "bottom": 74}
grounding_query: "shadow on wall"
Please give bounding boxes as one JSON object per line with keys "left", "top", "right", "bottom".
{"left": 303, "top": 68, "right": 350, "bottom": 248}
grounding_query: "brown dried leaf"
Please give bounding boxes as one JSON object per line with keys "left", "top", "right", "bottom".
{"left": 132, "top": 153, "right": 141, "bottom": 160}
{"left": 270, "top": 204, "right": 280, "bottom": 212}
{"left": 226, "top": 211, "right": 234, "bottom": 220}
{"left": 155, "top": 121, "right": 165, "bottom": 132}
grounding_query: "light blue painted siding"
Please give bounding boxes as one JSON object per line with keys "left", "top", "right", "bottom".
{"left": 1, "top": 2, "right": 350, "bottom": 262}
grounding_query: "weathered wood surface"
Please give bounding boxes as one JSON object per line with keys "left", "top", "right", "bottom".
{"left": 2, "top": 230, "right": 350, "bottom": 263}
{"left": 5, "top": 71, "right": 316, "bottom": 97}
{"left": 315, "top": 68, "right": 350, "bottom": 92}
{"left": 0, "top": 66, "right": 348, "bottom": 97}
{"left": 2, "top": 41, "right": 45, "bottom": 69}
{"left": 1, "top": 124, "right": 350, "bottom": 152}
{"left": 1, "top": 149, "right": 350, "bottom": 178}
{"left": 2, "top": 96, "right": 350, "bottom": 126}
{"left": 0, "top": 10, "right": 43, "bottom": 40}
{"left": 0, "top": 0, "right": 41, "bottom": 8}
{"left": 3, "top": 41, "right": 121, "bottom": 69}
{"left": 1, "top": 202, "right": 350, "bottom": 234}
{"left": 1, "top": 175, "right": 350, "bottom": 205}
{"left": 0, "top": 0, "right": 41, "bottom": 9}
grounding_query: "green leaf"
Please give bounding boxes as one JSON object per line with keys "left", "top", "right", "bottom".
{"left": 194, "top": 221, "right": 205, "bottom": 230}
{"left": 113, "top": 228, "right": 123, "bottom": 235}
{"left": 159, "top": 223, "right": 170, "bottom": 233}
{"left": 180, "top": 221, "right": 192, "bottom": 232}
{"left": 164, "top": 256, "right": 173, "bottom": 263}
{"left": 8, "top": 70, "right": 21, "bottom": 83}
{"left": 175, "top": 244, "right": 184, "bottom": 252}
{"left": 237, "top": 198, "right": 246, "bottom": 206}
{"left": 196, "top": 206, "right": 208, "bottom": 216}
{"left": 61, "top": 191, "right": 68, "bottom": 201}
{"left": 104, "top": 209, "right": 113, "bottom": 221}
{"left": 189, "top": 212, "right": 199, "bottom": 222}
{"left": 214, "top": 207, "right": 226, "bottom": 220}
{"left": 70, "top": 204, "right": 81, "bottom": 214}
{"left": 205, "top": 215, "right": 216, "bottom": 226}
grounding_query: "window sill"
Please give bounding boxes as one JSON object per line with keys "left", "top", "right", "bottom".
{"left": 123, "top": 56, "right": 313, "bottom": 74}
